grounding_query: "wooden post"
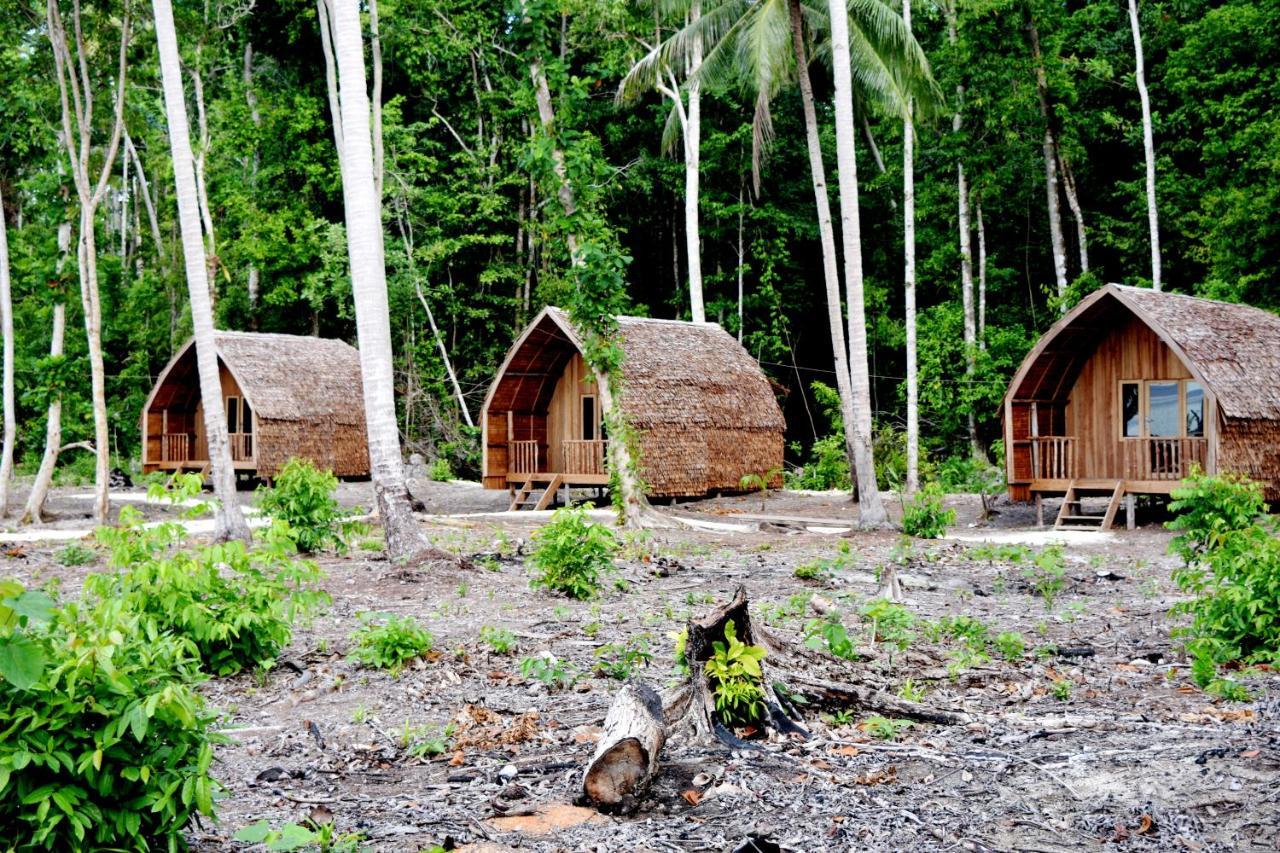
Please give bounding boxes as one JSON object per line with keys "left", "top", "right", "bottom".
{"left": 1126, "top": 494, "right": 1135, "bottom": 530}
{"left": 1035, "top": 493, "right": 1044, "bottom": 527}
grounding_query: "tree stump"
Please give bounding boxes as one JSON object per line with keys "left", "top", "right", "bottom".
{"left": 582, "top": 681, "right": 666, "bottom": 812}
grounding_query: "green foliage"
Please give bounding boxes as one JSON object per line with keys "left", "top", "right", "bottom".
{"left": 479, "top": 625, "right": 517, "bottom": 655}
{"left": 257, "top": 458, "right": 347, "bottom": 554}
{"left": 739, "top": 467, "right": 781, "bottom": 510}
{"left": 704, "top": 621, "right": 768, "bottom": 727}
{"left": 859, "top": 599, "right": 917, "bottom": 650}
{"left": 901, "top": 483, "right": 955, "bottom": 539}
{"left": 793, "top": 541, "right": 854, "bottom": 583}
{"left": 0, "top": 599, "right": 222, "bottom": 850}
{"left": 803, "top": 613, "right": 860, "bottom": 660}
{"left": 993, "top": 631, "right": 1026, "bottom": 660}
{"left": 929, "top": 615, "right": 990, "bottom": 649}
{"left": 1051, "top": 679, "right": 1072, "bottom": 701}
{"left": 87, "top": 516, "right": 327, "bottom": 677}
{"left": 1023, "top": 545, "right": 1068, "bottom": 611}
{"left": 593, "top": 636, "right": 653, "bottom": 679}
{"left": 1167, "top": 468, "right": 1266, "bottom": 564}
{"left": 528, "top": 506, "right": 617, "bottom": 600}
{"left": 428, "top": 457, "right": 455, "bottom": 482}
{"left": 788, "top": 382, "right": 850, "bottom": 492}
{"left": 936, "top": 456, "right": 1004, "bottom": 495}
{"left": 859, "top": 716, "right": 912, "bottom": 741}
{"left": 0, "top": 581, "right": 55, "bottom": 691}
{"left": 54, "top": 543, "right": 96, "bottom": 568}
{"left": 519, "top": 654, "right": 578, "bottom": 690}
{"left": 348, "top": 615, "right": 435, "bottom": 674}
{"left": 234, "top": 819, "right": 363, "bottom": 852}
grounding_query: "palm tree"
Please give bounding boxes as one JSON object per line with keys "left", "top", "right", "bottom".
{"left": 151, "top": 0, "right": 251, "bottom": 542}
{"left": 327, "top": 0, "right": 437, "bottom": 562}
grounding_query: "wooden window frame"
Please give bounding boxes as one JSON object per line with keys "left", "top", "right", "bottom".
{"left": 1117, "top": 379, "right": 1204, "bottom": 440}
{"left": 580, "top": 394, "right": 598, "bottom": 442}
{"left": 226, "top": 395, "right": 240, "bottom": 434}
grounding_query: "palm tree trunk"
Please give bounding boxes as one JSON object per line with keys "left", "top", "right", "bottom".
{"left": 0, "top": 185, "right": 15, "bottom": 516}
{"left": 903, "top": 0, "right": 919, "bottom": 495}
{"left": 825, "top": 0, "right": 887, "bottom": 526}
{"left": 787, "top": 0, "right": 860, "bottom": 505}
{"left": 329, "top": 0, "right": 437, "bottom": 562}
{"left": 152, "top": 0, "right": 251, "bottom": 543}
{"left": 1128, "top": 0, "right": 1161, "bottom": 291}
{"left": 684, "top": 0, "right": 705, "bottom": 323}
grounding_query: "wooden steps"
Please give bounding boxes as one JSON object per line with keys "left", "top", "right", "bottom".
{"left": 1054, "top": 479, "right": 1126, "bottom": 531}
{"left": 508, "top": 474, "right": 564, "bottom": 511}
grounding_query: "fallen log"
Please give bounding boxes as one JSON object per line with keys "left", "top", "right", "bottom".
{"left": 582, "top": 681, "right": 665, "bottom": 813}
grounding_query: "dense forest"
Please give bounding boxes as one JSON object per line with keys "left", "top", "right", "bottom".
{"left": 0, "top": 0, "right": 1276, "bottom": 492}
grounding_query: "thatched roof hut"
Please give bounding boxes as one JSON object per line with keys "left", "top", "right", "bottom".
{"left": 1004, "top": 284, "right": 1280, "bottom": 524}
{"left": 141, "top": 331, "right": 369, "bottom": 478}
{"left": 481, "top": 307, "right": 785, "bottom": 504}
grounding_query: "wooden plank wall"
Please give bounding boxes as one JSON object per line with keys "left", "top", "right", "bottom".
{"left": 545, "top": 353, "right": 598, "bottom": 472}
{"left": 1066, "top": 317, "right": 1193, "bottom": 479}
{"left": 482, "top": 411, "right": 508, "bottom": 488}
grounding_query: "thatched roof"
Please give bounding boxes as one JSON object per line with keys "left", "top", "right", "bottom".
{"left": 483, "top": 307, "right": 784, "bottom": 432}
{"left": 1007, "top": 284, "right": 1280, "bottom": 420}
{"left": 145, "top": 331, "right": 365, "bottom": 425}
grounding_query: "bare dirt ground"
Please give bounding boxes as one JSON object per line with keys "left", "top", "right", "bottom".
{"left": 4, "top": 482, "right": 1278, "bottom": 852}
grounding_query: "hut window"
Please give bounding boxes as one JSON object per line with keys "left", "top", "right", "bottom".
{"left": 226, "top": 396, "right": 240, "bottom": 433}
{"left": 1147, "top": 382, "right": 1180, "bottom": 437}
{"left": 1185, "top": 382, "right": 1204, "bottom": 437}
{"left": 242, "top": 399, "right": 253, "bottom": 434}
{"left": 1121, "top": 383, "right": 1141, "bottom": 437}
{"left": 581, "top": 396, "right": 596, "bottom": 441}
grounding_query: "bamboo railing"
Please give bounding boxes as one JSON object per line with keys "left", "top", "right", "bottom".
{"left": 562, "top": 439, "right": 608, "bottom": 476}
{"left": 161, "top": 433, "right": 190, "bottom": 463}
{"left": 1029, "top": 436, "right": 1076, "bottom": 480}
{"left": 1123, "top": 437, "right": 1207, "bottom": 480}
{"left": 509, "top": 440, "right": 540, "bottom": 475}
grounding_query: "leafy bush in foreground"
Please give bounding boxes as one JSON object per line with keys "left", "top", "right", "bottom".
{"left": 0, "top": 599, "right": 221, "bottom": 850}
{"left": 901, "top": 483, "right": 956, "bottom": 539}
{"left": 257, "top": 458, "right": 347, "bottom": 553}
{"left": 348, "top": 614, "right": 435, "bottom": 673}
{"left": 529, "top": 505, "right": 617, "bottom": 600}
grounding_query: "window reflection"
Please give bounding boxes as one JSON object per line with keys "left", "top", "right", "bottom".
{"left": 1186, "top": 382, "right": 1204, "bottom": 437}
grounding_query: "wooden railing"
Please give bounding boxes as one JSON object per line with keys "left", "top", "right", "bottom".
{"left": 161, "top": 433, "right": 190, "bottom": 463}
{"left": 509, "top": 440, "right": 540, "bottom": 475}
{"left": 229, "top": 433, "right": 254, "bottom": 461}
{"left": 562, "top": 439, "right": 608, "bottom": 476}
{"left": 1123, "top": 437, "right": 1207, "bottom": 481}
{"left": 1029, "top": 436, "right": 1076, "bottom": 480}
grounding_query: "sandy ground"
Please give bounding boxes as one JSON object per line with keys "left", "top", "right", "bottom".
{"left": 2, "top": 482, "right": 1276, "bottom": 852}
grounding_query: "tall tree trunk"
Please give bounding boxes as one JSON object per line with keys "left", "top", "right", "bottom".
{"left": 126, "top": 131, "right": 165, "bottom": 261}
{"left": 1059, "top": 159, "right": 1089, "bottom": 275}
{"left": 827, "top": 0, "right": 887, "bottom": 525}
{"left": 0, "top": 185, "right": 15, "bottom": 516}
{"left": 47, "top": 0, "right": 131, "bottom": 525}
{"left": 1025, "top": 18, "right": 1069, "bottom": 304}
{"left": 1128, "top": 0, "right": 1161, "bottom": 291}
{"left": 736, "top": 177, "right": 745, "bottom": 342}
{"left": 152, "top": 0, "right": 251, "bottom": 543}
{"left": 683, "top": 0, "right": 704, "bottom": 323}
{"left": 787, "top": 0, "right": 860, "bottom": 510}
{"left": 902, "top": 0, "right": 919, "bottom": 495}
{"left": 317, "top": 0, "right": 345, "bottom": 179}
{"left": 369, "top": 0, "right": 384, "bottom": 198}
{"left": 329, "top": 0, "right": 437, "bottom": 562}
{"left": 190, "top": 62, "right": 218, "bottom": 300}
{"left": 243, "top": 43, "right": 262, "bottom": 320}
{"left": 976, "top": 199, "right": 987, "bottom": 347}
{"left": 23, "top": 224, "right": 71, "bottom": 524}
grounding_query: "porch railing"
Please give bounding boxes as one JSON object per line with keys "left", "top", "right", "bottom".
{"left": 161, "top": 433, "right": 190, "bottom": 463}
{"left": 562, "top": 439, "right": 608, "bottom": 476}
{"left": 1123, "top": 437, "right": 1207, "bottom": 481}
{"left": 1029, "top": 435, "right": 1076, "bottom": 480}
{"left": 509, "top": 440, "right": 540, "bottom": 475}
{"left": 229, "top": 433, "right": 254, "bottom": 461}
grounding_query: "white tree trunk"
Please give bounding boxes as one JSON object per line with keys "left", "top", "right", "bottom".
{"left": 152, "top": 0, "right": 251, "bottom": 542}
{"left": 1059, "top": 161, "right": 1089, "bottom": 275}
{"left": 1042, "top": 129, "right": 1069, "bottom": 305}
{"left": 244, "top": 43, "right": 262, "bottom": 316}
{"left": 826, "top": 0, "right": 887, "bottom": 526}
{"left": 22, "top": 223, "right": 70, "bottom": 525}
{"left": 126, "top": 132, "right": 165, "bottom": 260}
{"left": 190, "top": 63, "right": 218, "bottom": 300}
{"left": 684, "top": 0, "right": 704, "bottom": 323}
{"left": 329, "top": 0, "right": 434, "bottom": 561}
{"left": 317, "top": 0, "right": 345, "bottom": 179}
{"left": 0, "top": 185, "right": 15, "bottom": 516}
{"left": 77, "top": 212, "right": 111, "bottom": 524}
{"left": 976, "top": 200, "right": 987, "bottom": 346}
{"left": 1129, "top": 0, "right": 1161, "bottom": 291}
{"left": 902, "top": 0, "right": 919, "bottom": 495}
{"left": 413, "top": 280, "right": 473, "bottom": 428}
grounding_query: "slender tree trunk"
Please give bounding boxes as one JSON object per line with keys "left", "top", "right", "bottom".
{"left": 684, "top": 0, "right": 704, "bottom": 323}
{"left": 787, "top": 0, "right": 860, "bottom": 507}
{"left": 152, "top": 0, "right": 251, "bottom": 542}
{"left": 1059, "top": 160, "right": 1089, "bottom": 275}
{"left": 317, "top": 0, "right": 345, "bottom": 178}
{"left": 369, "top": 0, "right": 384, "bottom": 197}
{"left": 47, "top": 0, "right": 130, "bottom": 525}
{"left": 1025, "top": 18, "right": 1069, "bottom": 303}
{"left": 0, "top": 185, "right": 15, "bottom": 516}
{"left": 977, "top": 199, "right": 987, "bottom": 347}
{"left": 23, "top": 222, "right": 71, "bottom": 524}
{"left": 243, "top": 43, "right": 262, "bottom": 320}
{"left": 126, "top": 132, "right": 165, "bottom": 260}
{"left": 736, "top": 178, "right": 745, "bottom": 342}
{"left": 190, "top": 62, "right": 218, "bottom": 299}
{"left": 1128, "top": 0, "right": 1161, "bottom": 290}
{"left": 827, "top": 0, "right": 887, "bottom": 525}
{"left": 329, "top": 0, "right": 437, "bottom": 562}
{"left": 903, "top": 0, "right": 919, "bottom": 495}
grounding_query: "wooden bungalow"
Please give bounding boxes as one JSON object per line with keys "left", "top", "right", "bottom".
{"left": 481, "top": 307, "right": 785, "bottom": 509}
{"left": 141, "top": 332, "right": 369, "bottom": 478}
{"left": 1004, "top": 284, "right": 1280, "bottom": 529}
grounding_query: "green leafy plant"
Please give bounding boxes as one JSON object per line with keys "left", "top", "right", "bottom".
{"left": 900, "top": 482, "right": 956, "bottom": 539}
{"left": 1167, "top": 467, "right": 1265, "bottom": 564}
{"left": 739, "top": 467, "right": 782, "bottom": 511}
{"left": 0, "top": 580, "right": 55, "bottom": 690}
{"left": 593, "top": 636, "right": 653, "bottom": 679}
{"left": 993, "top": 631, "right": 1026, "bottom": 660}
{"left": 87, "top": 519, "right": 328, "bottom": 677}
{"left": 704, "top": 620, "right": 768, "bottom": 727}
{"left": 803, "top": 613, "right": 860, "bottom": 660}
{"left": 1051, "top": 679, "right": 1072, "bottom": 700}
{"left": 348, "top": 614, "right": 434, "bottom": 674}
{"left": 234, "top": 819, "right": 363, "bottom": 852}
{"left": 257, "top": 458, "right": 348, "bottom": 553}
{"left": 859, "top": 598, "right": 916, "bottom": 650}
{"left": 519, "top": 654, "right": 578, "bottom": 690}
{"left": 428, "top": 457, "right": 454, "bottom": 482}
{"left": 1023, "top": 544, "right": 1067, "bottom": 611}
{"left": 929, "top": 615, "right": 990, "bottom": 649}
{"left": 896, "top": 678, "right": 926, "bottom": 702}
{"left": 528, "top": 505, "right": 617, "bottom": 600}
{"left": 55, "top": 542, "right": 96, "bottom": 567}
{"left": 859, "top": 715, "right": 912, "bottom": 741}
{"left": 479, "top": 625, "right": 517, "bottom": 654}
{"left": 0, "top": 599, "right": 223, "bottom": 850}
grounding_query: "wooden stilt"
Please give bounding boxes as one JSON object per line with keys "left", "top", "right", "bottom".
{"left": 1035, "top": 493, "right": 1044, "bottom": 527}
{"left": 1126, "top": 494, "right": 1136, "bottom": 530}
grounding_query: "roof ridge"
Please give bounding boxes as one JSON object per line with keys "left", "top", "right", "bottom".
{"left": 1108, "top": 282, "right": 1278, "bottom": 315}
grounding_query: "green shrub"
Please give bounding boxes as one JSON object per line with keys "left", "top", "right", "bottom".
{"left": 479, "top": 625, "right": 517, "bottom": 654}
{"left": 0, "top": 580, "right": 55, "bottom": 690}
{"left": 428, "top": 457, "right": 454, "bottom": 482}
{"left": 257, "top": 458, "right": 347, "bottom": 553}
{"left": 993, "top": 631, "right": 1026, "bottom": 660}
{"left": 528, "top": 505, "right": 617, "bottom": 600}
{"left": 0, "top": 599, "right": 222, "bottom": 850}
{"left": 859, "top": 598, "right": 916, "bottom": 650}
{"left": 593, "top": 636, "right": 653, "bottom": 679}
{"left": 1023, "top": 544, "right": 1067, "bottom": 611}
{"left": 705, "top": 619, "right": 768, "bottom": 727}
{"left": 803, "top": 613, "right": 859, "bottom": 660}
{"left": 901, "top": 483, "right": 955, "bottom": 538}
{"left": 519, "top": 653, "right": 578, "bottom": 689}
{"left": 55, "top": 542, "right": 96, "bottom": 568}
{"left": 859, "top": 715, "right": 912, "bottom": 741}
{"left": 348, "top": 614, "right": 434, "bottom": 673}
{"left": 1167, "top": 467, "right": 1266, "bottom": 563}
{"left": 88, "top": 520, "right": 328, "bottom": 677}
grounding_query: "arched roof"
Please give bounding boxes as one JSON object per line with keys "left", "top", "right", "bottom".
{"left": 482, "top": 307, "right": 785, "bottom": 431}
{"left": 1005, "top": 284, "right": 1280, "bottom": 420}
{"left": 142, "top": 332, "right": 365, "bottom": 425}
